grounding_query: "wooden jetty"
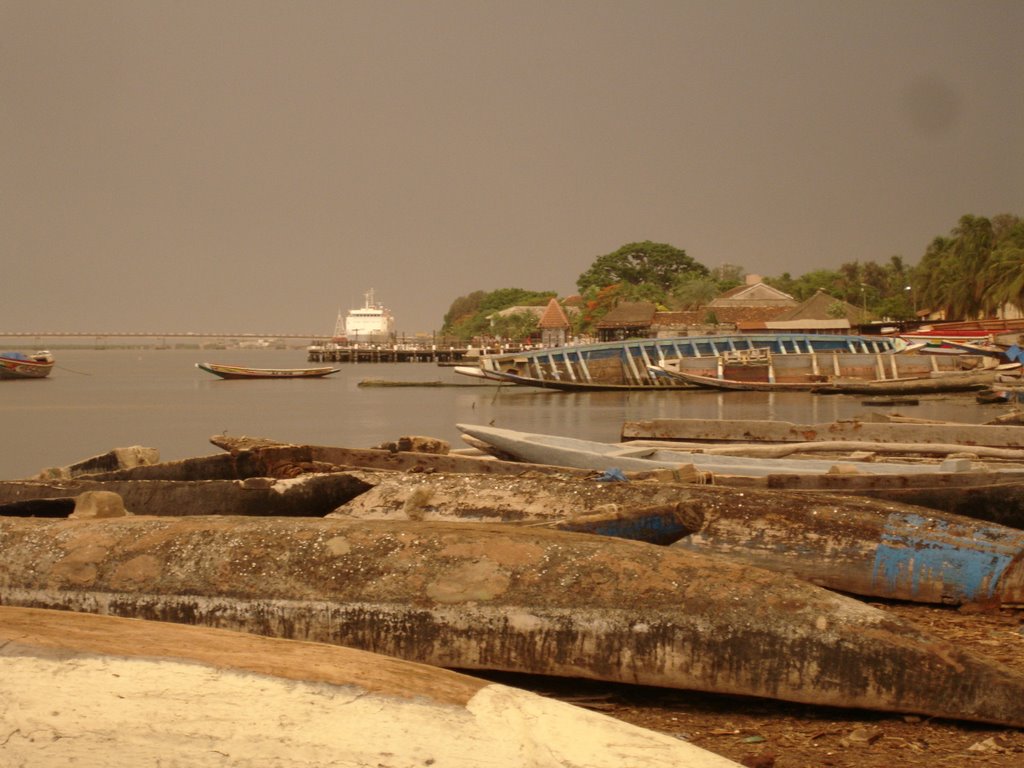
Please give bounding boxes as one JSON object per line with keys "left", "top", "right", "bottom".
{"left": 307, "top": 341, "right": 532, "bottom": 364}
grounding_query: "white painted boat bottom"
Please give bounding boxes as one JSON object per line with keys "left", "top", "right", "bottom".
{"left": 457, "top": 423, "right": 978, "bottom": 477}
{"left": 1, "top": 609, "right": 741, "bottom": 768}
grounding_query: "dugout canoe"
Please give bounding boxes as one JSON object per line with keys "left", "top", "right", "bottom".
{"left": 2, "top": 516, "right": 1024, "bottom": 726}
{"left": 0, "top": 473, "right": 373, "bottom": 518}
{"left": 0, "top": 606, "right": 741, "bottom": 768}
{"left": 196, "top": 362, "right": 340, "bottom": 379}
{"left": 620, "top": 417, "right": 1024, "bottom": 448}
{"left": 335, "top": 471, "right": 1024, "bottom": 605}
{"left": 332, "top": 470, "right": 706, "bottom": 544}
{"left": 78, "top": 444, "right": 596, "bottom": 482}
{"left": 456, "top": 423, "right": 976, "bottom": 477}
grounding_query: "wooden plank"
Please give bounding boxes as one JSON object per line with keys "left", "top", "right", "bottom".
{"left": 621, "top": 418, "right": 1024, "bottom": 448}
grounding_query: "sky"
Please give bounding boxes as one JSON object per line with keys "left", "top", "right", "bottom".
{"left": 3, "top": 1, "right": 1022, "bottom": 336}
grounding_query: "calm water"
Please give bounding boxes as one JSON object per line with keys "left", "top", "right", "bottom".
{"left": 1, "top": 347, "right": 1004, "bottom": 479}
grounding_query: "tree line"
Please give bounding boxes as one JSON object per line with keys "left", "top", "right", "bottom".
{"left": 440, "top": 213, "right": 1024, "bottom": 341}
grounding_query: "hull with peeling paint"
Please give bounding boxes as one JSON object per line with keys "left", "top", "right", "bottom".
{"left": 0, "top": 474, "right": 372, "bottom": 518}
{"left": 670, "top": 491, "right": 1024, "bottom": 605}
{"left": 333, "top": 471, "right": 1024, "bottom": 605}
{"left": 2, "top": 515, "right": 1024, "bottom": 727}
{"left": 0, "top": 606, "right": 741, "bottom": 768}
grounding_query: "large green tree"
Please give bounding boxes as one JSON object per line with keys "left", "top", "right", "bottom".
{"left": 576, "top": 241, "right": 708, "bottom": 294}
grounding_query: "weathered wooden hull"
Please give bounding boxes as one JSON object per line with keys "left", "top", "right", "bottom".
{"left": 812, "top": 369, "right": 1000, "bottom": 394}
{"left": 1, "top": 606, "right": 741, "bottom": 768}
{"left": 3, "top": 516, "right": 1024, "bottom": 726}
{"left": 335, "top": 471, "right": 1024, "bottom": 605}
{"left": 620, "top": 417, "right": 1024, "bottom": 448}
{"left": 0, "top": 473, "right": 372, "bottom": 518}
{"left": 0, "top": 471, "right": 702, "bottom": 545}
{"left": 472, "top": 334, "right": 898, "bottom": 389}
{"left": 196, "top": 362, "right": 340, "bottom": 379}
{"left": 759, "top": 471, "right": 1024, "bottom": 530}
{"left": 333, "top": 470, "right": 706, "bottom": 544}
{"left": 673, "top": 490, "right": 1024, "bottom": 605}
{"left": 456, "top": 423, "right": 974, "bottom": 477}
{"left": 81, "top": 444, "right": 594, "bottom": 482}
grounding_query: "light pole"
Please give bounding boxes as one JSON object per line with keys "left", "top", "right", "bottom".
{"left": 905, "top": 285, "right": 916, "bottom": 316}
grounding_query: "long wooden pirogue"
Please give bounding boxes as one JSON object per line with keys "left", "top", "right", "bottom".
{"left": 332, "top": 471, "right": 1024, "bottom": 606}
{"left": 2, "top": 515, "right": 1024, "bottom": 727}
{"left": 0, "top": 606, "right": 741, "bottom": 768}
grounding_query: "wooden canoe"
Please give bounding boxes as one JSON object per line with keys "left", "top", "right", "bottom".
{"left": 0, "top": 606, "right": 741, "bottom": 768}
{"left": 333, "top": 470, "right": 1024, "bottom": 605}
{"left": 620, "top": 417, "right": 1024, "bottom": 448}
{"left": 4, "top": 515, "right": 1024, "bottom": 726}
{"left": 653, "top": 363, "right": 1002, "bottom": 394}
{"left": 455, "top": 423, "right": 978, "bottom": 477}
{"left": 196, "top": 362, "right": 340, "bottom": 379}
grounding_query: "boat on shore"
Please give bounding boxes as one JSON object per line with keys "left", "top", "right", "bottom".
{"left": 619, "top": 416, "right": 1024, "bottom": 448}
{"left": 331, "top": 468, "right": 1024, "bottom": 606}
{"left": 195, "top": 362, "right": 340, "bottom": 379}
{"left": 455, "top": 423, "right": 980, "bottom": 477}
{"left": 458, "top": 422, "right": 1024, "bottom": 528}
{"left": 0, "top": 350, "right": 54, "bottom": 379}
{"left": 2, "top": 607, "right": 745, "bottom": 768}
{"left": 5, "top": 514, "right": 1024, "bottom": 726}
{"left": 457, "top": 333, "right": 900, "bottom": 390}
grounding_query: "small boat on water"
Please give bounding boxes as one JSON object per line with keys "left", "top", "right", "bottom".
{"left": 0, "top": 350, "right": 54, "bottom": 380}
{"left": 195, "top": 362, "right": 340, "bottom": 379}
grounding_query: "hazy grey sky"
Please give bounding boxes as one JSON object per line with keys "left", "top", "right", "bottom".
{"left": 3, "top": 0, "right": 1021, "bottom": 335}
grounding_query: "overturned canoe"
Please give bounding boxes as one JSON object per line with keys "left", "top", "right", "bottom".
{"left": 333, "top": 469, "right": 706, "bottom": 544}
{"left": 456, "top": 423, "right": 977, "bottom": 477}
{"left": 620, "top": 417, "right": 1024, "bottom": 448}
{"left": 3, "top": 515, "right": 1024, "bottom": 726}
{"left": 673, "top": 490, "right": 1024, "bottom": 605}
{"left": 81, "top": 444, "right": 596, "bottom": 482}
{"left": 0, "top": 606, "right": 740, "bottom": 768}
{"left": 0, "top": 473, "right": 372, "bottom": 518}
{"left": 335, "top": 470, "right": 1024, "bottom": 605}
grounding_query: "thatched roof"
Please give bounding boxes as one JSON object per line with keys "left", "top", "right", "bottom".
{"left": 596, "top": 302, "right": 657, "bottom": 329}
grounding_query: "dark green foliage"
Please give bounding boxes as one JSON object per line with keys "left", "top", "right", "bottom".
{"left": 576, "top": 241, "right": 709, "bottom": 294}
{"left": 441, "top": 288, "right": 556, "bottom": 340}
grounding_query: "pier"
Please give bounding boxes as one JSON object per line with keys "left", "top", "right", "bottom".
{"left": 306, "top": 341, "right": 528, "bottom": 364}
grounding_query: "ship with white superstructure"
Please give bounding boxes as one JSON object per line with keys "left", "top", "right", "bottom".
{"left": 334, "top": 289, "right": 395, "bottom": 344}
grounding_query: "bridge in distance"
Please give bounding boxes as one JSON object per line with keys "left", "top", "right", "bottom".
{"left": 0, "top": 331, "right": 319, "bottom": 339}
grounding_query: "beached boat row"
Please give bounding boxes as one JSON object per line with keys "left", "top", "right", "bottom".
{"left": 2, "top": 421, "right": 1024, "bottom": 736}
